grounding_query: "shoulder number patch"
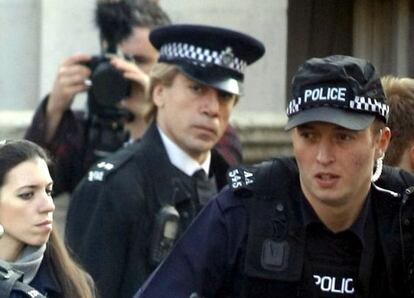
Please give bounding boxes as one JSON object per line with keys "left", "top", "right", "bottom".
{"left": 87, "top": 162, "right": 115, "bottom": 182}
{"left": 228, "top": 168, "right": 254, "bottom": 190}
{"left": 88, "top": 170, "right": 104, "bottom": 182}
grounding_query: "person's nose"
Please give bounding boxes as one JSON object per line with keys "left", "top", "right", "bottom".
{"left": 202, "top": 90, "right": 220, "bottom": 117}
{"left": 39, "top": 192, "right": 55, "bottom": 214}
{"left": 316, "top": 138, "right": 335, "bottom": 165}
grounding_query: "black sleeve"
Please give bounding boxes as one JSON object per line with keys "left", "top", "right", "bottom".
{"left": 135, "top": 190, "right": 247, "bottom": 298}
{"left": 65, "top": 172, "right": 147, "bottom": 298}
{"left": 378, "top": 165, "right": 414, "bottom": 193}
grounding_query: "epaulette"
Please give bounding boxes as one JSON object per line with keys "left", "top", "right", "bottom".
{"left": 227, "top": 160, "right": 278, "bottom": 197}
{"left": 227, "top": 165, "right": 257, "bottom": 197}
{"left": 86, "top": 144, "right": 138, "bottom": 182}
{"left": 227, "top": 157, "right": 299, "bottom": 198}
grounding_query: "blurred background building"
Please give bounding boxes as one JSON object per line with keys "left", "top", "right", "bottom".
{"left": 1, "top": 0, "right": 414, "bottom": 163}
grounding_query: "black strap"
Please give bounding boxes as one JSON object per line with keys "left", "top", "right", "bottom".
{"left": 0, "top": 260, "right": 21, "bottom": 298}
{"left": 12, "top": 282, "right": 46, "bottom": 298}
{"left": 0, "top": 260, "right": 46, "bottom": 298}
{"left": 242, "top": 158, "right": 305, "bottom": 282}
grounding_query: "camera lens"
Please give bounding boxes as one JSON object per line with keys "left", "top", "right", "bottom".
{"left": 91, "top": 62, "right": 131, "bottom": 107}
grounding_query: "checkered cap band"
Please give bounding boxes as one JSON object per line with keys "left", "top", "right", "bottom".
{"left": 286, "top": 87, "right": 389, "bottom": 122}
{"left": 159, "top": 42, "right": 247, "bottom": 74}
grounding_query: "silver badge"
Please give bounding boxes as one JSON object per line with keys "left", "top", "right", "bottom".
{"left": 220, "top": 47, "right": 234, "bottom": 67}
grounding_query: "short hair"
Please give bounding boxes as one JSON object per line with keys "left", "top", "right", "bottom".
{"left": 381, "top": 75, "right": 414, "bottom": 166}
{"left": 97, "top": 0, "right": 171, "bottom": 34}
{"left": 128, "top": 0, "right": 171, "bottom": 29}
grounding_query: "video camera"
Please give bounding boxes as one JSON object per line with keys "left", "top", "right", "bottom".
{"left": 85, "top": 1, "right": 136, "bottom": 160}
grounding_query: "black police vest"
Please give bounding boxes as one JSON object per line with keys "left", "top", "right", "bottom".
{"left": 228, "top": 157, "right": 414, "bottom": 298}
{"left": 228, "top": 158, "right": 304, "bottom": 297}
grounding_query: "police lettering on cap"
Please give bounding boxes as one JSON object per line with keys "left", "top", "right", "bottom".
{"left": 285, "top": 55, "right": 389, "bottom": 130}
{"left": 149, "top": 24, "right": 265, "bottom": 95}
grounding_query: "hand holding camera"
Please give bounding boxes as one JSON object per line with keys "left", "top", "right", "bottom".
{"left": 48, "top": 54, "right": 92, "bottom": 113}
{"left": 45, "top": 54, "right": 92, "bottom": 141}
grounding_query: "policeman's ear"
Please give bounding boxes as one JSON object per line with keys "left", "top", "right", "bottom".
{"left": 376, "top": 127, "right": 391, "bottom": 159}
{"left": 153, "top": 83, "right": 166, "bottom": 109}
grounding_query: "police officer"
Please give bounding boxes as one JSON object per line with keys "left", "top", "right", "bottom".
{"left": 64, "top": 24, "right": 265, "bottom": 298}
{"left": 134, "top": 55, "right": 414, "bottom": 298}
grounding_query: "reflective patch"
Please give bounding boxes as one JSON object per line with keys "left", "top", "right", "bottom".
{"left": 96, "top": 161, "right": 114, "bottom": 170}
{"left": 27, "top": 289, "right": 42, "bottom": 297}
{"left": 228, "top": 168, "right": 254, "bottom": 190}
{"left": 189, "top": 292, "right": 205, "bottom": 298}
{"left": 88, "top": 170, "right": 104, "bottom": 182}
{"left": 86, "top": 162, "right": 115, "bottom": 182}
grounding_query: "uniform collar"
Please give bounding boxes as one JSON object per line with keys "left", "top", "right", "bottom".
{"left": 300, "top": 191, "right": 371, "bottom": 245}
{"left": 157, "top": 125, "right": 211, "bottom": 176}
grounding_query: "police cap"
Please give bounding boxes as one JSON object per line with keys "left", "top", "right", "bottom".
{"left": 149, "top": 24, "right": 265, "bottom": 95}
{"left": 285, "top": 55, "right": 389, "bottom": 130}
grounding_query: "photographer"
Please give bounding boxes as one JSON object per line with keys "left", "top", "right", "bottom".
{"left": 25, "top": 0, "right": 172, "bottom": 196}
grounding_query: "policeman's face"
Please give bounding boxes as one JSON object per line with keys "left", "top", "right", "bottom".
{"left": 292, "top": 122, "right": 390, "bottom": 214}
{"left": 0, "top": 158, "right": 54, "bottom": 259}
{"left": 120, "top": 26, "right": 159, "bottom": 74}
{"left": 154, "top": 72, "right": 237, "bottom": 163}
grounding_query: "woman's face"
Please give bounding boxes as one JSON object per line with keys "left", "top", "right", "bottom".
{"left": 0, "top": 157, "right": 54, "bottom": 254}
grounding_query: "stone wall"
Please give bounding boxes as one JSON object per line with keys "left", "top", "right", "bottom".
{"left": 232, "top": 112, "right": 292, "bottom": 164}
{"left": 0, "top": 112, "right": 32, "bottom": 139}
{"left": 236, "top": 123, "right": 292, "bottom": 164}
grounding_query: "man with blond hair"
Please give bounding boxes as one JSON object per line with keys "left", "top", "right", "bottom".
{"left": 381, "top": 75, "right": 414, "bottom": 175}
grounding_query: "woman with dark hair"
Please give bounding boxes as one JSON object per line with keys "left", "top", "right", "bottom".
{"left": 0, "top": 140, "right": 95, "bottom": 298}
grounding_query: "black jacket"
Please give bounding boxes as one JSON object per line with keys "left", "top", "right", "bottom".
{"left": 65, "top": 122, "right": 229, "bottom": 298}
{"left": 236, "top": 158, "right": 414, "bottom": 297}
{"left": 135, "top": 157, "right": 414, "bottom": 298}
